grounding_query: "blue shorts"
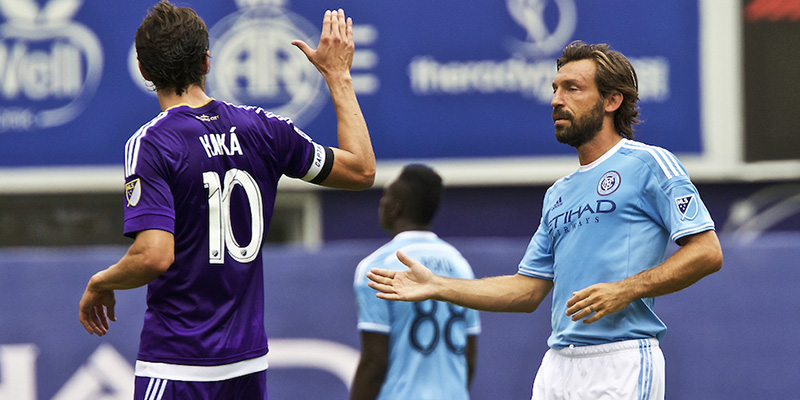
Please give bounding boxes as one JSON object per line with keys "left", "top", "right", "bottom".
{"left": 134, "top": 370, "right": 267, "bottom": 400}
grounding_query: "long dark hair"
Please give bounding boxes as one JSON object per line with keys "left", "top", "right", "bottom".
{"left": 557, "top": 41, "right": 641, "bottom": 139}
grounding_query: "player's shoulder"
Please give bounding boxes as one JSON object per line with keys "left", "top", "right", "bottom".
{"left": 394, "top": 232, "right": 459, "bottom": 257}
{"left": 128, "top": 111, "right": 168, "bottom": 140}
{"left": 617, "top": 139, "right": 688, "bottom": 181}
{"left": 544, "top": 169, "right": 579, "bottom": 202}
{"left": 354, "top": 241, "right": 404, "bottom": 282}
{"left": 220, "top": 100, "right": 308, "bottom": 143}
{"left": 124, "top": 111, "right": 172, "bottom": 163}
{"left": 217, "top": 100, "right": 294, "bottom": 124}
{"left": 129, "top": 102, "right": 210, "bottom": 141}
{"left": 399, "top": 236, "right": 476, "bottom": 278}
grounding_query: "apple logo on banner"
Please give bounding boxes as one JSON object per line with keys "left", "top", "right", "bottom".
{"left": 0, "top": 0, "right": 103, "bottom": 131}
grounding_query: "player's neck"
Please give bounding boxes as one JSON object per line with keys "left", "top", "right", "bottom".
{"left": 156, "top": 85, "right": 212, "bottom": 112}
{"left": 576, "top": 128, "right": 623, "bottom": 166}
{"left": 390, "top": 222, "right": 431, "bottom": 237}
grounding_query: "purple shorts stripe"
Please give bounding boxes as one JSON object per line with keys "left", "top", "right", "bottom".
{"left": 135, "top": 371, "right": 267, "bottom": 400}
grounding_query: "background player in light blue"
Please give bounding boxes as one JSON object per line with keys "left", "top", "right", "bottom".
{"left": 351, "top": 164, "right": 480, "bottom": 400}
{"left": 367, "top": 42, "right": 723, "bottom": 400}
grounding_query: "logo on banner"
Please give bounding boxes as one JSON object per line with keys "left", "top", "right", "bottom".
{"left": 506, "top": 0, "right": 577, "bottom": 57}
{"left": 208, "top": 0, "right": 326, "bottom": 126}
{"left": 0, "top": 343, "right": 134, "bottom": 400}
{"left": 675, "top": 194, "right": 698, "bottom": 220}
{"left": 408, "top": 0, "right": 577, "bottom": 102}
{"left": 408, "top": 0, "right": 670, "bottom": 103}
{"left": 0, "top": 0, "right": 103, "bottom": 131}
{"left": 129, "top": 0, "right": 379, "bottom": 127}
{"left": 51, "top": 343, "right": 135, "bottom": 399}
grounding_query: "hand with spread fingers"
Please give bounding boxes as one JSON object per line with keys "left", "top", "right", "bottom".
{"left": 367, "top": 250, "right": 438, "bottom": 302}
{"left": 291, "top": 9, "right": 354, "bottom": 81}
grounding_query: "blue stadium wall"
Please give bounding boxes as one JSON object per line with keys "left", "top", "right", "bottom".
{"left": 320, "top": 181, "right": 800, "bottom": 241}
{"left": 1, "top": 233, "right": 798, "bottom": 399}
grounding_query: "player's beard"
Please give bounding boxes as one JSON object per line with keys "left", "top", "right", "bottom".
{"left": 553, "top": 99, "right": 605, "bottom": 148}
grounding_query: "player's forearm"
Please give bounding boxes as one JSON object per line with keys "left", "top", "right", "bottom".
{"left": 432, "top": 274, "right": 550, "bottom": 313}
{"left": 349, "top": 361, "right": 386, "bottom": 400}
{"left": 466, "top": 336, "right": 478, "bottom": 388}
{"left": 90, "top": 257, "right": 165, "bottom": 292}
{"left": 619, "top": 230, "right": 722, "bottom": 300}
{"left": 90, "top": 231, "right": 174, "bottom": 291}
{"left": 326, "top": 76, "right": 375, "bottom": 189}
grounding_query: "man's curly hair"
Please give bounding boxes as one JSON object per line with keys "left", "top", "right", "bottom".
{"left": 135, "top": 1, "right": 209, "bottom": 96}
{"left": 557, "top": 41, "right": 641, "bottom": 140}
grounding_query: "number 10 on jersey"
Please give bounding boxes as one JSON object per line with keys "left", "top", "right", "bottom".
{"left": 203, "top": 169, "right": 264, "bottom": 264}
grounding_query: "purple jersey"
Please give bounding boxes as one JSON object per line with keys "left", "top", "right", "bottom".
{"left": 122, "top": 99, "right": 332, "bottom": 381}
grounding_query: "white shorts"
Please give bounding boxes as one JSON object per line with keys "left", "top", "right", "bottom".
{"left": 531, "top": 338, "right": 665, "bottom": 400}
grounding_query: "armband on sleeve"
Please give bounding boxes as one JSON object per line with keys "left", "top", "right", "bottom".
{"left": 301, "top": 142, "right": 334, "bottom": 184}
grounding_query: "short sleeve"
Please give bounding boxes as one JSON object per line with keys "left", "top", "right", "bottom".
{"left": 633, "top": 146, "right": 715, "bottom": 243}
{"left": 255, "top": 111, "right": 333, "bottom": 184}
{"left": 656, "top": 177, "right": 716, "bottom": 243}
{"left": 465, "top": 307, "right": 481, "bottom": 336}
{"left": 518, "top": 202, "right": 555, "bottom": 280}
{"left": 354, "top": 257, "right": 392, "bottom": 333}
{"left": 123, "top": 137, "right": 176, "bottom": 237}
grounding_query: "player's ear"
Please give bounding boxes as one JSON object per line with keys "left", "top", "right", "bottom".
{"left": 138, "top": 61, "right": 151, "bottom": 81}
{"left": 201, "top": 51, "right": 211, "bottom": 75}
{"left": 387, "top": 199, "right": 403, "bottom": 220}
{"left": 604, "top": 91, "right": 623, "bottom": 113}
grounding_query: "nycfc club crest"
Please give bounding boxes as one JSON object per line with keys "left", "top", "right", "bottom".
{"left": 125, "top": 179, "right": 141, "bottom": 207}
{"left": 675, "top": 194, "right": 698, "bottom": 220}
{"left": 597, "top": 171, "right": 621, "bottom": 196}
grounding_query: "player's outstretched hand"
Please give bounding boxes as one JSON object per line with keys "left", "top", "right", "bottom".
{"left": 367, "top": 250, "right": 437, "bottom": 302}
{"left": 79, "top": 275, "right": 117, "bottom": 336}
{"left": 291, "top": 9, "right": 354, "bottom": 80}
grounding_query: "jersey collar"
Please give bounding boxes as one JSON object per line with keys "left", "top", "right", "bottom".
{"left": 578, "top": 138, "right": 627, "bottom": 173}
{"left": 393, "top": 231, "right": 438, "bottom": 241}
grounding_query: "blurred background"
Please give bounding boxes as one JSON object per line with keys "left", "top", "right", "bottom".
{"left": 1, "top": 0, "right": 798, "bottom": 399}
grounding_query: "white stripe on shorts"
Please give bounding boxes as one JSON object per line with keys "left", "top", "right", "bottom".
{"left": 144, "top": 378, "right": 168, "bottom": 400}
{"left": 638, "top": 339, "right": 654, "bottom": 400}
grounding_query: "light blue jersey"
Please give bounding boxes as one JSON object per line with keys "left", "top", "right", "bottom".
{"left": 354, "top": 231, "right": 481, "bottom": 400}
{"left": 519, "top": 139, "right": 715, "bottom": 349}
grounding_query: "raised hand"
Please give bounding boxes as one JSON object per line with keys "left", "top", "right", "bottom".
{"left": 291, "top": 9, "right": 354, "bottom": 80}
